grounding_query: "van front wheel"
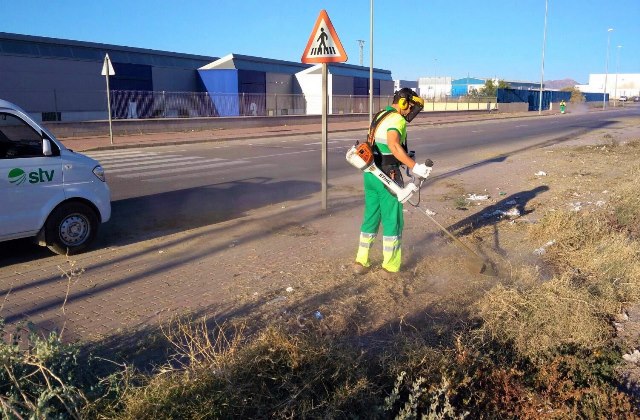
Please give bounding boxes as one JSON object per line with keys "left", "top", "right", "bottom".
{"left": 46, "top": 202, "right": 99, "bottom": 255}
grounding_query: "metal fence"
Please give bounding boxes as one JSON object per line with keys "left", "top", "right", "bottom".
{"left": 0, "top": 89, "right": 498, "bottom": 121}
{"left": 110, "top": 91, "right": 400, "bottom": 119}
{"left": 110, "top": 91, "right": 497, "bottom": 120}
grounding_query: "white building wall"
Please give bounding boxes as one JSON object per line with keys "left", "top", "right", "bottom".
{"left": 295, "top": 70, "right": 333, "bottom": 115}
{"left": 418, "top": 76, "right": 452, "bottom": 99}
{"left": 577, "top": 73, "right": 640, "bottom": 98}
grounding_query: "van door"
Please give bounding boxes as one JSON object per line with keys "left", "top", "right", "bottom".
{"left": 0, "top": 112, "right": 64, "bottom": 238}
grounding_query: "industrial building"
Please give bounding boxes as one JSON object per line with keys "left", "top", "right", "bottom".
{"left": 394, "top": 80, "right": 419, "bottom": 96}
{"left": 446, "top": 77, "right": 541, "bottom": 98}
{"left": 576, "top": 73, "right": 640, "bottom": 100}
{"left": 199, "top": 54, "right": 393, "bottom": 117}
{"left": 0, "top": 32, "right": 394, "bottom": 122}
{"left": 0, "top": 32, "right": 217, "bottom": 122}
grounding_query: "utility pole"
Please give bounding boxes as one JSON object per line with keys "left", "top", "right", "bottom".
{"left": 539, "top": 0, "right": 549, "bottom": 115}
{"left": 603, "top": 28, "right": 613, "bottom": 109}
{"left": 369, "top": 0, "right": 374, "bottom": 122}
{"left": 357, "top": 40, "right": 365, "bottom": 66}
{"left": 614, "top": 45, "right": 622, "bottom": 106}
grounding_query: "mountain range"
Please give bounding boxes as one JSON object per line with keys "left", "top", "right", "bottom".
{"left": 544, "top": 79, "right": 581, "bottom": 89}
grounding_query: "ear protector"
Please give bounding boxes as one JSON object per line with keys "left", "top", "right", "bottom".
{"left": 398, "top": 97, "right": 409, "bottom": 110}
{"left": 395, "top": 89, "right": 425, "bottom": 122}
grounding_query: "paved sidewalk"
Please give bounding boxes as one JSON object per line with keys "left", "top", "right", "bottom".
{"left": 58, "top": 110, "right": 551, "bottom": 152}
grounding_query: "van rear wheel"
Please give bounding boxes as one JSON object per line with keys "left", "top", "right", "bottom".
{"left": 46, "top": 202, "right": 98, "bottom": 255}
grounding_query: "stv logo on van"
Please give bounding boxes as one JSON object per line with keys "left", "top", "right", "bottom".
{"left": 8, "top": 168, "right": 27, "bottom": 185}
{"left": 8, "top": 167, "right": 55, "bottom": 185}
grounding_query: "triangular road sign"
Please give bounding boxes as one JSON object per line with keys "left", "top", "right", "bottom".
{"left": 101, "top": 53, "right": 115, "bottom": 76}
{"left": 301, "top": 10, "right": 348, "bottom": 64}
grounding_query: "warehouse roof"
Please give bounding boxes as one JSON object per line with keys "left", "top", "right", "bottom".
{"left": 0, "top": 32, "right": 216, "bottom": 69}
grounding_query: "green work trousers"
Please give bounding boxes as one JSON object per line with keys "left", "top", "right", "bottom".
{"left": 355, "top": 172, "right": 404, "bottom": 272}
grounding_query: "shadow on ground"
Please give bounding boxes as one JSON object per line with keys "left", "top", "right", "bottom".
{"left": 0, "top": 177, "right": 319, "bottom": 266}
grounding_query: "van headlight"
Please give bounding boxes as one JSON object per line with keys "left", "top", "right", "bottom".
{"left": 93, "top": 165, "right": 106, "bottom": 182}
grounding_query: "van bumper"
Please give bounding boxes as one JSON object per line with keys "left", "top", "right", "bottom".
{"left": 95, "top": 183, "right": 111, "bottom": 223}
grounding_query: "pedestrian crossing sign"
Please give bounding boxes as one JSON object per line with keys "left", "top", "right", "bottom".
{"left": 301, "top": 10, "right": 348, "bottom": 64}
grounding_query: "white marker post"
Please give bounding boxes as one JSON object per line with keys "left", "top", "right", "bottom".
{"left": 301, "top": 10, "right": 348, "bottom": 210}
{"left": 101, "top": 54, "right": 115, "bottom": 145}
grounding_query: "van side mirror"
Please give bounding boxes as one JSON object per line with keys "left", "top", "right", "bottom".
{"left": 43, "top": 138, "right": 52, "bottom": 156}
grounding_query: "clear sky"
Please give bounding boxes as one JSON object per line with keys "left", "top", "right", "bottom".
{"left": 4, "top": 0, "right": 639, "bottom": 84}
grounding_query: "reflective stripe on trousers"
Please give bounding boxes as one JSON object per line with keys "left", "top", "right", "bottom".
{"left": 355, "top": 232, "right": 376, "bottom": 267}
{"left": 382, "top": 235, "right": 401, "bottom": 272}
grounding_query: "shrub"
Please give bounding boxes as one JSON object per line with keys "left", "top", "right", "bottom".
{"left": 0, "top": 321, "right": 87, "bottom": 418}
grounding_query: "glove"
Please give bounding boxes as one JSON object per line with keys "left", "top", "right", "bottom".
{"left": 412, "top": 163, "right": 432, "bottom": 179}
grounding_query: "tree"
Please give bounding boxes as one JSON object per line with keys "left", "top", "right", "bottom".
{"left": 561, "top": 86, "right": 585, "bottom": 103}
{"left": 479, "top": 79, "right": 510, "bottom": 97}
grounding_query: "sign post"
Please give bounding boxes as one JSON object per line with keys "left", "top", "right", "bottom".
{"left": 301, "top": 10, "right": 348, "bottom": 210}
{"left": 101, "top": 54, "right": 115, "bottom": 145}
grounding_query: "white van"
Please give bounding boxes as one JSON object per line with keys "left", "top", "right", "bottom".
{"left": 0, "top": 99, "right": 111, "bottom": 255}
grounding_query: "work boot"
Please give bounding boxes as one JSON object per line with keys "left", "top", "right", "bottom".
{"left": 352, "top": 262, "right": 369, "bottom": 275}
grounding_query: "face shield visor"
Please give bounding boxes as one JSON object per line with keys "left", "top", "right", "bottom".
{"left": 404, "top": 95, "right": 424, "bottom": 122}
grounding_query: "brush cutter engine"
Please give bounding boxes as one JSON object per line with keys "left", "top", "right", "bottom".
{"left": 346, "top": 144, "right": 431, "bottom": 204}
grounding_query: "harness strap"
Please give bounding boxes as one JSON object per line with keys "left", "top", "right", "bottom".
{"left": 366, "top": 109, "right": 394, "bottom": 147}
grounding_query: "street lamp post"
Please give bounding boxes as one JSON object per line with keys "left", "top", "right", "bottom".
{"left": 614, "top": 45, "right": 622, "bottom": 106}
{"left": 539, "top": 0, "right": 549, "bottom": 115}
{"left": 433, "top": 58, "right": 438, "bottom": 101}
{"left": 369, "top": 0, "right": 373, "bottom": 122}
{"left": 603, "top": 28, "right": 613, "bottom": 109}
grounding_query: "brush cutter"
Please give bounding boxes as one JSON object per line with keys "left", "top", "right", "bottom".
{"left": 346, "top": 145, "right": 497, "bottom": 276}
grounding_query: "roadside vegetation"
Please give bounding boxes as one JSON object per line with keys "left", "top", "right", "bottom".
{"left": 2, "top": 137, "right": 640, "bottom": 418}
{"left": 561, "top": 86, "right": 587, "bottom": 103}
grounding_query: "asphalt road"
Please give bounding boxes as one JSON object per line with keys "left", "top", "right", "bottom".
{"left": 2, "top": 106, "right": 639, "bottom": 263}
{"left": 89, "top": 106, "right": 636, "bottom": 243}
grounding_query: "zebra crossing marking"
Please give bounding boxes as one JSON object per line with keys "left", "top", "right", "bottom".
{"left": 105, "top": 157, "right": 214, "bottom": 172}
{"left": 86, "top": 150, "right": 267, "bottom": 181}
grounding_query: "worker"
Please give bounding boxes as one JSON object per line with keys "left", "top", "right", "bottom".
{"left": 353, "top": 88, "right": 429, "bottom": 277}
{"left": 560, "top": 100, "right": 566, "bottom": 114}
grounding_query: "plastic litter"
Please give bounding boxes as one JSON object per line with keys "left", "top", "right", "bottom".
{"left": 482, "top": 208, "right": 520, "bottom": 219}
{"left": 467, "top": 194, "right": 489, "bottom": 201}
{"left": 314, "top": 310, "right": 323, "bottom": 320}
{"left": 533, "top": 240, "right": 556, "bottom": 256}
{"left": 623, "top": 350, "right": 640, "bottom": 364}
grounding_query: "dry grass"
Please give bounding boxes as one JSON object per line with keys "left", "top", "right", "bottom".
{"left": 104, "top": 318, "right": 380, "bottom": 419}
{"left": 478, "top": 274, "right": 611, "bottom": 357}
{"left": 476, "top": 140, "right": 640, "bottom": 361}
